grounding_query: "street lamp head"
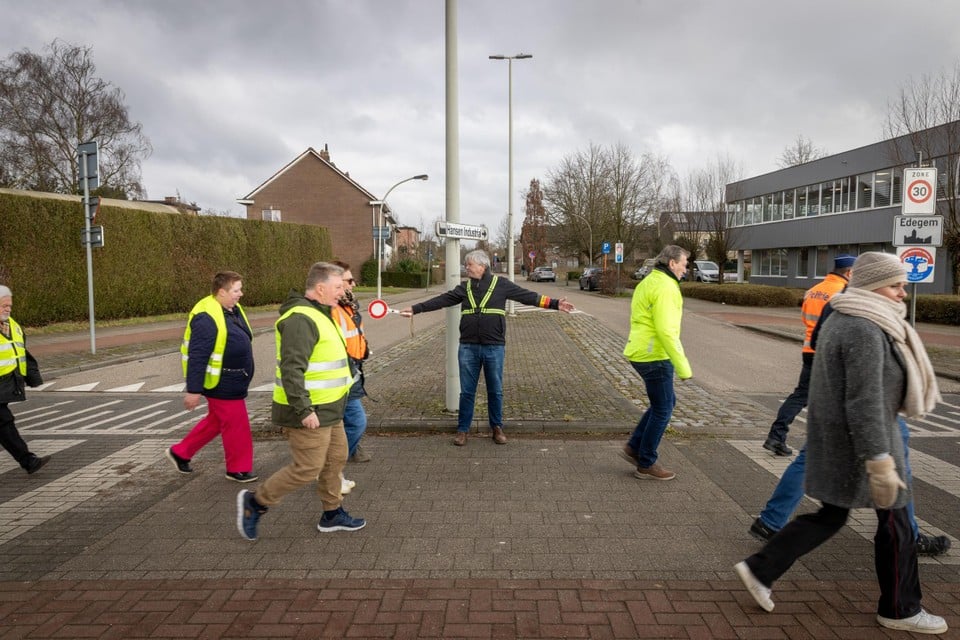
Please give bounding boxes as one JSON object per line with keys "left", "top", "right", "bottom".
{"left": 413, "top": 174, "right": 428, "bottom": 181}
{"left": 489, "top": 53, "right": 533, "bottom": 60}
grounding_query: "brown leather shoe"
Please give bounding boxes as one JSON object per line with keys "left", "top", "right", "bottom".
{"left": 492, "top": 426, "right": 507, "bottom": 444}
{"left": 453, "top": 431, "right": 468, "bottom": 446}
{"left": 633, "top": 463, "right": 675, "bottom": 480}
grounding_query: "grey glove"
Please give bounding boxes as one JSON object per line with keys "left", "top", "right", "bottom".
{"left": 865, "top": 456, "right": 906, "bottom": 509}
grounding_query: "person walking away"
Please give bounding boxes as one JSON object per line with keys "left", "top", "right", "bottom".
{"left": 762, "top": 254, "right": 854, "bottom": 456}
{"left": 399, "top": 249, "right": 574, "bottom": 446}
{"left": 237, "top": 262, "right": 365, "bottom": 540}
{"left": 166, "top": 271, "right": 257, "bottom": 482}
{"left": 331, "top": 261, "right": 369, "bottom": 494}
{"left": 734, "top": 252, "right": 947, "bottom": 634}
{"left": 750, "top": 298, "right": 951, "bottom": 556}
{"left": 619, "top": 245, "right": 692, "bottom": 481}
{"left": 0, "top": 285, "right": 48, "bottom": 474}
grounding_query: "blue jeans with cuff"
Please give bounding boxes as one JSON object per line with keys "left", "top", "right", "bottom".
{"left": 457, "top": 343, "right": 505, "bottom": 433}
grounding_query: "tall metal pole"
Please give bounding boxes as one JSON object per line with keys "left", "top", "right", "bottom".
{"left": 490, "top": 53, "right": 531, "bottom": 315}
{"left": 445, "top": 0, "right": 461, "bottom": 411}
{"left": 81, "top": 152, "right": 96, "bottom": 354}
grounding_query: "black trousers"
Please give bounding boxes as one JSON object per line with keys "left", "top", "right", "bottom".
{"left": 0, "top": 403, "right": 34, "bottom": 469}
{"left": 766, "top": 352, "right": 814, "bottom": 444}
{"left": 746, "top": 502, "right": 921, "bottom": 619}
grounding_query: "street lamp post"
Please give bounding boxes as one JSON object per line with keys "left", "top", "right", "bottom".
{"left": 370, "top": 174, "right": 428, "bottom": 300}
{"left": 489, "top": 53, "right": 532, "bottom": 314}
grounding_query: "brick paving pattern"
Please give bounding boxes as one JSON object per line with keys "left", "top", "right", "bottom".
{"left": 1, "top": 301, "right": 958, "bottom": 638}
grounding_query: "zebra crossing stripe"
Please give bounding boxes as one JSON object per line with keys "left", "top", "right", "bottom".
{"left": 0, "top": 439, "right": 167, "bottom": 546}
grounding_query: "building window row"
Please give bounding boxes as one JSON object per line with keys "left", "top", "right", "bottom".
{"left": 754, "top": 243, "right": 893, "bottom": 278}
{"left": 728, "top": 154, "right": 959, "bottom": 227}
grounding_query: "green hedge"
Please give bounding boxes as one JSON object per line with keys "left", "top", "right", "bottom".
{"left": 382, "top": 271, "right": 428, "bottom": 288}
{"left": 914, "top": 294, "right": 960, "bottom": 324}
{"left": 680, "top": 283, "right": 960, "bottom": 325}
{"left": 680, "top": 282, "right": 804, "bottom": 307}
{"left": 0, "top": 192, "right": 332, "bottom": 325}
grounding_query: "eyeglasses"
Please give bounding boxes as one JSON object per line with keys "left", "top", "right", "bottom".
{"left": 345, "top": 278, "right": 355, "bottom": 285}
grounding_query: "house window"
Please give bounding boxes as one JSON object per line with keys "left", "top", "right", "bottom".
{"left": 262, "top": 208, "right": 281, "bottom": 222}
{"left": 855, "top": 173, "right": 873, "bottom": 210}
{"left": 783, "top": 189, "right": 795, "bottom": 219}
{"left": 874, "top": 170, "right": 892, "bottom": 208}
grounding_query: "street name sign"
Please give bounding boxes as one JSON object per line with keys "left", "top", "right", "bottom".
{"left": 901, "top": 167, "right": 937, "bottom": 214}
{"left": 892, "top": 215, "right": 943, "bottom": 247}
{"left": 435, "top": 221, "right": 488, "bottom": 241}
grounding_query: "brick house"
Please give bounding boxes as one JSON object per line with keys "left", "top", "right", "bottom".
{"left": 237, "top": 145, "right": 394, "bottom": 279}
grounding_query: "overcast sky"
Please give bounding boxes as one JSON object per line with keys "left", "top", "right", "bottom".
{"left": 4, "top": 0, "right": 960, "bottom": 237}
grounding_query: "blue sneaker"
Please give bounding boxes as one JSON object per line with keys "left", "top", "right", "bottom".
{"left": 236, "top": 490, "right": 266, "bottom": 541}
{"left": 317, "top": 507, "right": 366, "bottom": 532}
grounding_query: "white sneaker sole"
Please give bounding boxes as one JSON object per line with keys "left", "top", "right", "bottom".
{"left": 317, "top": 521, "right": 366, "bottom": 533}
{"left": 236, "top": 490, "right": 256, "bottom": 541}
{"left": 734, "top": 561, "right": 774, "bottom": 612}
{"left": 877, "top": 612, "right": 948, "bottom": 634}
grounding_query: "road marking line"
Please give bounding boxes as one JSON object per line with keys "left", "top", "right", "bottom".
{"left": 75, "top": 401, "right": 174, "bottom": 431}
{"left": 105, "top": 382, "right": 146, "bottom": 393}
{"left": 151, "top": 383, "right": 185, "bottom": 393}
{"left": 18, "top": 400, "right": 126, "bottom": 431}
{"left": 0, "top": 439, "right": 85, "bottom": 474}
{"left": 0, "top": 439, "right": 166, "bottom": 546}
{"left": 56, "top": 382, "right": 100, "bottom": 392}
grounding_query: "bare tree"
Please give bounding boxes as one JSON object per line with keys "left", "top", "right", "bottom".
{"left": 0, "top": 39, "right": 151, "bottom": 198}
{"left": 675, "top": 154, "right": 743, "bottom": 282}
{"left": 542, "top": 142, "right": 672, "bottom": 267}
{"left": 777, "top": 134, "right": 828, "bottom": 168}
{"left": 884, "top": 63, "right": 960, "bottom": 292}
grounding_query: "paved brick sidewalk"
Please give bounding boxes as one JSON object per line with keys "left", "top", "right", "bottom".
{"left": 3, "top": 301, "right": 958, "bottom": 638}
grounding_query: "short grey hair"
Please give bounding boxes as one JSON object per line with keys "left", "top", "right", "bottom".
{"left": 463, "top": 249, "right": 491, "bottom": 269}
{"left": 305, "top": 262, "right": 344, "bottom": 290}
{"left": 0, "top": 285, "right": 11, "bottom": 299}
{"left": 655, "top": 245, "right": 690, "bottom": 267}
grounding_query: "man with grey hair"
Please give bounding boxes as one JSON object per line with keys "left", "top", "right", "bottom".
{"left": 620, "top": 245, "right": 692, "bottom": 481}
{"left": 0, "top": 285, "right": 49, "bottom": 473}
{"left": 401, "top": 249, "right": 575, "bottom": 446}
{"left": 237, "top": 262, "right": 365, "bottom": 540}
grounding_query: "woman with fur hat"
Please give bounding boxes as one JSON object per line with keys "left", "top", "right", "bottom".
{"left": 735, "top": 252, "right": 947, "bottom": 635}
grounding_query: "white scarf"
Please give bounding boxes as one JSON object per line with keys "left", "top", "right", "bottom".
{"left": 829, "top": 288, "right": 940, "bottom": 417}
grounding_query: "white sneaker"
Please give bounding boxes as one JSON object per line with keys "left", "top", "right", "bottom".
{"left": 734, "top": 561, "right": 774, "bottom": 612}
{"left": 340, "top": 473, "right": 356, "bottom": 495}
{"left": 877, "top": 610, "right": 948, "bottom": 634}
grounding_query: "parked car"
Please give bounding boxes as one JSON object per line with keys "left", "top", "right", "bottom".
{"left": 528, "top": 266, "right": 556, "bottom": 282}
{"left": 691, "top": 260, "right": 720, "bottom": 282}
{"left": 579, "top": 267, "right": 604, "bottom": 291}
{"left": 691, "top": 260, "right": 740, "bottom": 283}
{"left": 633, "top": 259, "right": 657, "bottom": 280}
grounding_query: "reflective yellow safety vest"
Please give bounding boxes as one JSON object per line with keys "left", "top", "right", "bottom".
{"left": 273, "top": 305, "right": 352, "bottom": 407}
{"left": 0, "top": 318, "right": 27, "bottom": 377}
{"left": 180, "top": 296, "right": 252, "bottom": 389}
{"left": 462, "top": 275, "right": 505, "bottom": 317}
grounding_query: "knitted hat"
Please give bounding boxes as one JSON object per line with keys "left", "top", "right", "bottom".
{"left": 833, "top": 254, "right": 856, "bottom": 269}
{"left": 848, "top": 252, "right": 907, "bottom": 291}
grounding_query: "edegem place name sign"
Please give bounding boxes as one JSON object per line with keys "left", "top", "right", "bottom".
{"left": 893, "top": 215, "right": 943, "bottom": 247}
{"left": 435, "top": 221, "right": 489, "bottom": 241}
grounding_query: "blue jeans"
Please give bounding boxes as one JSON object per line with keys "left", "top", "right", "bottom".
{"left": 627, "top": 360, "right": 676, "bottom": 468}
{"left": 759, "top": 416, "right": 919, "bottom": 539}
{"left": 343, "top": 397, "right": 367, "bottom": 457}
{"left": 457, "top": 343, "right": 505, "bottom": 433}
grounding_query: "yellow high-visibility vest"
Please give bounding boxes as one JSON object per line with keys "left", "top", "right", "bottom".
{"left": 180, "top": 296, "right": 251, "bottom": 389}
{"left": 273, "top": 305, "right": 352, "bottom": 406}
{"left": 0, "top": 318, "right": 27, "bottom": 377}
